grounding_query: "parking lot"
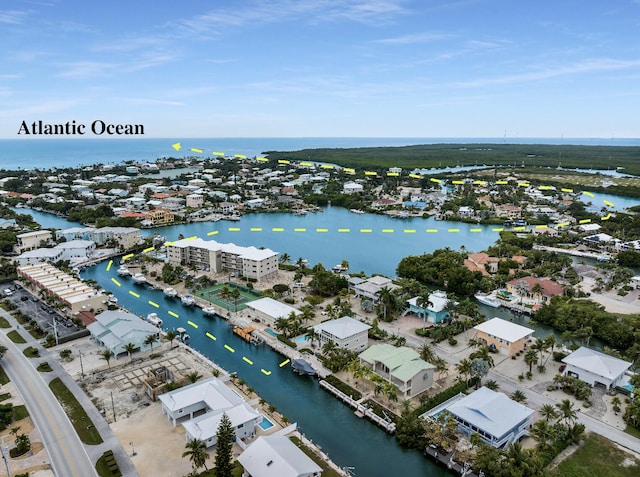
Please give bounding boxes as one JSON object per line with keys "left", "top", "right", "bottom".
{"left": 3, "top": 281, "right": 82, "bottom": 341}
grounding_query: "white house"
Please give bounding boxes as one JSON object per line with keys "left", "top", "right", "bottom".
{"left": 15, "top": 248, "right": 64, "bottom": 267}
{"left": 186, "top": 193, "right": 204, "bottom": 208}
{"left": 405, "top": 290, "right": 450, "bottom": 324}
{"left": 238, "top": 435, "right": 322, "bottom": 477}
{"left": 312, "top": 316, "right": 371, "bottom": 352}
{"left": 351, "top": 276, "right": 399, "bottom": 303}
{"left": 55, "top": 240, "right": 96, "bottom": 262}
{"left": 562, "top": 346, "right": 632, "bottom": 390}
{"left": 182, "top": 401, "right": 262, "bottom": 448}
{"left": 343, "top": 181, "right": 364, "bottom": 194}
{"left": 16, "top": 230, "right": 52, "bottom": 253}
{"left": 87, "top": 310, "right": 161, "bottom": 358}
{"left": 244, "top": 298, "right": 301, "bottom": 327}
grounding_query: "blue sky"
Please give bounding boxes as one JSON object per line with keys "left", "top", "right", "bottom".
{"left": 1, "top": 0, "right": 640, "bottom": 138}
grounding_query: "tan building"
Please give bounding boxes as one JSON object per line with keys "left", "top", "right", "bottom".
{"left": 186, "top": 194, "right": 204, "bottom": 208}
{"left": 494, "top": 204, "right": 521, "bottom": 219}
{"left": 473, "top": 317, "right": 534, "bottom": 356}
{"left": 16, "top": 230, "right": 52, "bottom": 253}
{"left": 145, "top": 208, "right": 174, "bottom": 226}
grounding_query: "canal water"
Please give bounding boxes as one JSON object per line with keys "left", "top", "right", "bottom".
{"left": 81, "top": 263, "right": 449, "bottom": 477}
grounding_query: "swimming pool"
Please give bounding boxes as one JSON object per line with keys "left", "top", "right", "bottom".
{"left": 264, "top": 328, "right": 278, "bottom": 338}
{"left": 295, "top": 335, "right": 309, "bottom": 344}
{"left": 258, "top": 415, "right": 275, "bottom": 431}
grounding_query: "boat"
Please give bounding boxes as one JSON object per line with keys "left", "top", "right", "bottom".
{"left": 291, "top": 359, "right": 317, "bottom": 376}
{"left": 474, "top": 293, "right": 502, "bottom": 308}
{"left": 163, "top": 287, "right": 178, "bottom": 298}
{"left": 350, "top": 209, "right": 366, "bottom": 214}
{"left": 181, "top": 294, "right": 195, "bottom": 306}
{"left": 203, "top": 306, "right": 217, "bottom": 316}
{"left": 132, "top": 273, "right": 147, "bottom": 285}
{"left": 176, "top": 327, "right": 189, "bottom": 342}
{"left": 107, "top": 295, "right": 118, "bottom": 305}
{"left": 145, "top": 313, "right": 163, "bottom": 327}
{"left": 233, "top": 326, "right": 255, "bottom": 343}
{"left": 117, "top": 265, "right": 131, "bottom": 277}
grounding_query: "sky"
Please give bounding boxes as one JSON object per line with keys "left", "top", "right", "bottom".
{"left": 1, "top": 0, "right": 640, "bottom": 138}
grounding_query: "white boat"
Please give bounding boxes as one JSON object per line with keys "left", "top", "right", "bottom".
{"left": 203, "top": 306, "right": 217, "bottom": 316}
{"left": 163, "top": 287, "right": 178, "bottom": 298}
{"left": 117, "top": 266, "right": 131, "bottom": 277}
{"left": 350, "top": 209, "right": 366, "bottom": 214}
{"left": 181, "top": 294, "right": 195, "bottom": 306}
{"left": 474, "top": 293, "right": 502, "bottom": 308}
{"left": 132, "top": 273, "right": 147, "bottom": 285}
{"left": 107, "top": 295, "right": 118, "bottom": 305}
{"left": 146, "top": 313, "right": 163, "bottom": 327}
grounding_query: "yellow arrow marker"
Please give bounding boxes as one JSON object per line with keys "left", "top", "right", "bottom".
{"left": 185, "top": 235, "right": 198, "bottom": 241}
{"left": 242, "top": 356, "right": 254, "bottom": 365}
{"left": 409, "top": 174, "right": 421, "bottom": 179}
{"left": 452, "top": 180, "right": 465, "bottom": 185}
{"left": 536, "top": 225, "right": 548, "bottom": 229}
{"left": 229, "top": 227, "right": 241, "bottom": 232}
{"left": 316, "top": 228, "right": 328, "bottom": 233}
{"left": 557, "top": 222, "right": 570, "bottom": 227}
{"left": 321, "top": 165, "right": 334, "bottom": 169}
{"left": 172, "top": 142, "right": 181, "bottom": 151}
{"left": 129, "top": 291, "right": 140, "bottom": 298}
{"left": 250, "top": 227, "right": 262, "bottom": 232}
{"left": 278, "top": 160, "right": 290, "bottom": 165}
{"left": 583, "top": 191, "right": 595, "bottom": 197}
{"left": 448, "top": 228, "right": 460, "bottom": 233}
{"left": 213, "top": 151, "right": 225, "bottom": 156}
{"left": 168, "top": 311, "right": 179, "bottom": 318}
{"left": 492, "top": 228, "right": 504, "bottom": 232}
{"left": 365, "top": 171, "right": 377, "bottom": 176}
{"left": 601, "top": 214, "right": 611, "bottom": 221}
{"left": 603, "top": 200, "right": 614, "bottom": 207}
{"left": 272, "top": 227, "right": 284, "bottom": 232}
{"left": 235, "top": 154, "right": 247, "bottom": 159}
{"left": 514, "top": 226, "right": 526, "bottom": 231}
{"left": 496, "top": 180, "right": 509, "bottom": 185}
{"left": 111, "top": 278, "right": 121, "bottom": 286}
{"left": 404, "top": 229, "right": 416, "bottom": 233}
{"left": 474, "top": 180, "right": 487, "bottom": 185}
{"left": 148, "top": 300, "right": 159, "bottom": 308}
{"left": 106, "top": 260, "right": 112, "bottom": 271}
{"left": 187, "top": 320, "right": 198, "bottom": 329}
{"left": 143, "top": 246, "right": 155, "bottom": 253}
{"left": 206, "top": 332, "right": 217, "bottom": 341}
{"left": 294, "top": 228, "right": 306, "bottom": 232}
{"left": 344, "top": 168, "right": 356, "bottom": 174}
{"left": 360, "top": 229, "right": 372, "bottom": 233}
{"left": 257, "top": 157, "right": 268, "bottom": 162}
{"left": 338, "top": 228, "right": 350, "bottom": 233}
{"left": 430, "top": 178, "right": 441, "bottom": 183}
{"left": 470, "top": 228, "right": 482, "bottom": 233}
{"left": 579, "top": 219, "right": 592, "bottom": 224}
{"left": 518, "top": 182, "right": 529, "bottom": 187}
{"left": 279, "top": 359, "right": 290, "bottom": 368}
{"left": 191, "top": 148, "right": 203, "bottom": 153}
{"left": 165, "top": 241, "right": 176, "bottom": 246}
{"left": 426, "top": 229, "right": 438, "bottom": 233}
{"left": 224, "top": 344, "right": 235, "bottom": 353}
{"left": 207, "top": 231, "right": 219, "bottom": 236}
{"left": 387, "top": 172, "right": 399, "bottom": 177}
{"left": 382, "top": 229, "right": 394, "bottom": 233}
{"left": 122, "top": 253, "right": 134, "bottom": 260}
{"left": 539, "top": 185, "right": 553, "bottom": 190}
{"left": 300, "top": 161, "right": 313, "bottom": 167}
{"left": 561, "top": 188, "right": 574, "bottom": 193}
{"left": 261, "top": 369, "right": 272, "bottom": 376}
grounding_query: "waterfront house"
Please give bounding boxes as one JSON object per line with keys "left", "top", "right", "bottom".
{"left": 15, "top": 247, "right": 64, "bottom": 267}
{"left": 238, "top": 435, "right": 323, "bottom": 477}
{"left": 423, "top": 387, "right": 534, "bottom": 448}
{"left": 405, "top": 290, "right": 450, "bottom": 324}
{"left": 343, "top": 181, "right": 364, "bottom": 194}
{"left": 312, "top": 316, "right": 371, "bottom": 352}
{"left": 54, "top": 239, "right": 96, "bottom": 262}
{"left": 561, "top": 347, "right": 632, "bottom": 390}
{"left": 351, "top": 276, "right": 399, "bottom": 303}
{"left": 494, "top": 204, "right": 521, "bottom": 219}
{"left": 186, "top": 193, "right": 204, "bottom": 208}
{"left": 87, "top": 310, "right": 161, "bottom": 358}
{"left": 359, "top": 344, "right": 434, "bottom": 399}
{"left": 506, "top": 276, "right": 564, "bottom": 304}
{"left": 15, "top": 230, "right": 52, "bottom": 253}
{"left": 245, "top": 297, "right": 302, "bottom": 327}
{"left": 143, "top": 208, "right": 174, "bottom": 226}
{"left": 473, "top": 317, "right": 534, "bottom": 356}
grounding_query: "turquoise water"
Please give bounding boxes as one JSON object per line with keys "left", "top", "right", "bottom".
{"left": 296, "top": 336, "right": 310, "bottom": 344}
{"left": 264, "top": 328, "right": 278, "bottom": 338}
{"left": 258, "top": 416, "right": 275, "bottom": 431}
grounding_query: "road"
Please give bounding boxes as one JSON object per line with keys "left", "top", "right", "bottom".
{"left": 1, "top": 333, "right": 98, "bottom": 477}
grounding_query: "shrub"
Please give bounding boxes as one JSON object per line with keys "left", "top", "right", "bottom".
{"left": 448, "top": 337, "right": 457, "bottom": 346}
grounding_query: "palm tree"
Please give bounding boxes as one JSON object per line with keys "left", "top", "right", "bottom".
{"left": 540, "top": 404, "right": 559, "bottom": 422}
{"left": 341, "top": 259, "right": 349, "bottom": 271}
{"left": 279, "top": 253, "right": 291, "bottom": 265}
{"left": 419, "top": 343, "right": 436, "bottom": 364}
{"left": 165, "top": 330, "right": 177, "bottom": 349}
{"left": 187, "top": 371, "right": 203, "bottom": 383}
{"left": 456, "top": 358, "right": 472, "bottom": 387}
{"left": 510, "top": 390, "right": 527, "bottom": 404}
{"left": 484, "top": 379, "right": 499, "bottom": 391}
{"left": 556, "top": 399, "right": 577, "bottom": 424}
{"left": 321, "top": 339, "right": 337, "bottom": 357}
{"left": 101, "top": 349, "right": 114, "bottom": 369}
{"left": 144, "top": 334, "right": 158, "bottom": 353}
{"left": 530, "top": 419, "right": 555, "bottom": 452}
{"left": 305, "top": 328, "right": 319, "bottom": 348}
{"left": 219, "top": 285, "right": 232, "bottom": 314}
{"left": 416, "top": 292, "right": 434, "bottom": 325}
{"left": 124, "top": 342, "right": 137, "bottom": 362}
{"left": 377, "top": 286, "right": 397, "bottom": 321}
{"left": 524, "top": 349, "right": 538, "bottom": 373}
{"left": 296, "top": 257, "right": 306, "bottom": 270}
{"left": 182, "top": 438, "right": 209, "bottom": 472}
{"left": 230, "top": 287, "right": 241, "bottom": 312}
{"left": 435, "top": 357, "right": 448, "bottom": 381}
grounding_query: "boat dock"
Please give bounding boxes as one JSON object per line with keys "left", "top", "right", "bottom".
{"left": 423, "top": 446, "right": 478, "bottom": 477}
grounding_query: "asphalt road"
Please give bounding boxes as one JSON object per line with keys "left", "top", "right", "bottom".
{"left": 1, "top": 334, "right": 98, "bottom": 477}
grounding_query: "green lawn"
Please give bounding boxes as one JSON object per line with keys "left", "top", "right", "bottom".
{"left": 552, "top": 433, "right": 640, "bottom": 477}
{"left": 49, "top": 378, "right": 103, "bottom": 445}
{"left": 289, "top": 436, "right": 341, "bottom": 477}
{"left": 0, "top": 366, "right": 9, "bottom": 385}
{"left": 624, "top": 424, "right": 640, "bottom": 439}
{"left": 0, "top": 393, "right": 11, "bottom": 402}
{"left": 12, "top": 404, "right": 29, "bottom": 421}
{"left": 7, "top": 330, "right": 26, "bottom": 344}
{"left": 0, "top": 316, "right": 10, "bottom": 328}
{"left": 37, "top": 362, "right": 52, "bottom": 372}
{"left": 23, "top": 346, "right": 40, "bottom": 358}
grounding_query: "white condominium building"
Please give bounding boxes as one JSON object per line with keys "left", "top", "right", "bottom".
{"left": 166, "top": 238, "right": 278, "bottom": 281}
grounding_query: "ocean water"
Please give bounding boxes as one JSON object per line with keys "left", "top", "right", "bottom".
{"left": 2, "top": 137, "right": 639, "bottom": 170}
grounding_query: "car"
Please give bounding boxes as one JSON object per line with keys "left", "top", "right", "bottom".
{"left": 321, "top": 311, "right": 328, "bottom": 316}
{"left": 20, "top": 296, "right": 29, "bottom": 301}
{"left": 3, "top": 289, "right": 13, "bottom": 297}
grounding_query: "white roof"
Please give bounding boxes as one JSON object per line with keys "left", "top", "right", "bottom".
{"left": 182, "top": 402, "right": 260, "bottom": 441}
{"left": 474, "top": 317, "right": 533, "bottom": 342}
{"left": 562, "top": 346, "right": 632, "bottom": 380}
{"left": 238, "top": 435, "right": 322, "bottom": 477}
{"left": 169, "top": 237, "right": 277, "bottom": 261}
{"left": 407, "top": 290, "right": 448, "bottom": 313}
{"left": 246, "top": 297, "right": 301, "bottom": 319}
{"left": 158, "top": 377, "right": 243, "bottom": 413}
{"left": 447, "top": 387, "right": 534, "bottom": 439}
{"left": 313, "top": 316, "right": 370, "bottom": 339}
{"left": 55, "top": 240, "right": 95, "bottom": 249}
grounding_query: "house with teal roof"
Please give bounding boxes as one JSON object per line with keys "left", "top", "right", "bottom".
{"left": 358, "top": 344, "right": 435, "bottom": 399}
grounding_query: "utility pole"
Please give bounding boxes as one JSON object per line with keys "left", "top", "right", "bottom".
{"left": 110, "top": 392, "right": 116, "bottom": 422}
{"left": 79, "top": 350, "right": 85, "bottom": 379}
{"left": 1, "top": 436, "right": 11, "bottom": 477}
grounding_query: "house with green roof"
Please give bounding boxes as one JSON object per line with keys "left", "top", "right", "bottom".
{"left": 358, "top": 344, "right": 435, "bottom": 399}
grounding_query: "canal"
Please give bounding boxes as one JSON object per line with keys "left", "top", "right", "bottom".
{"left": 81, "top": 263, "right": 449, "bottom": 477}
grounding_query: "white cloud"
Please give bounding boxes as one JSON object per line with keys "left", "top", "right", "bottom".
{"left": 373, "top": 32, "right": 451, "bottom": 45}
{"left": 0, "top": 9, "right": 30, "bottom": 24}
